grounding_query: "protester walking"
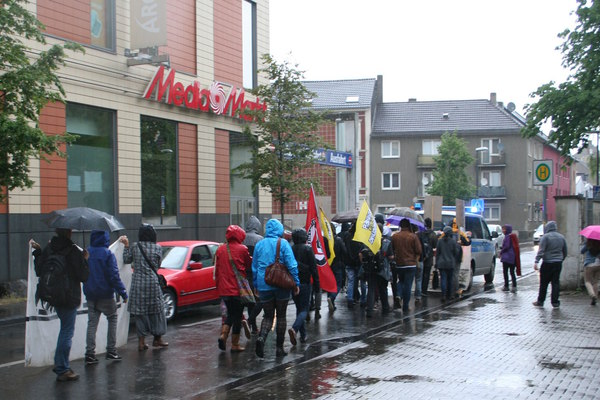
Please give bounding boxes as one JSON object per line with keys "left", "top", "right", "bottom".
{"left": 243, "top": 216, "right": 264, "bottom": 334}
{"left": 581, "top": 238, "right": 600, "bottom": 305}
{"left": 419, "top": 218, "right": 438, "bottom": 296}
{"left": 533, "top": 221, "right": 568, "bottom": 308}
{"left": 500, "top": 224, "right": 521, "bottom": 292}
{"left": 252, "top": 219, "right": 300, "bottom": 358}
{"left": 435, "top": 226, "right": 462, "bottom": 302}
{"left": 83, "top": 230, "right": 128, "bottom": 365}
{"left": 214, "top": 225, "right": 252, "bottom": 352}
{"left": 31, "top": 228, "right": 89, "bottom": 382}
{"left": 342, "top": 222, "right": 366, "bottom": 308}
{"left": 327, "top": 223, "right": 347, "bottom": 313}
{"left": 364, "top": 224, "right": 391, "bottom": 317}
{"left": 290, "top": 228, "right": 319, "bottom": 344}
{"left": 391, "top": 218, "right": 422, "bottom": 312}
{"left": 122, "top": 224, "right": 169, "bottom": 351}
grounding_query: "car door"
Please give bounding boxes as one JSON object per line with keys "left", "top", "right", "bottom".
{"left": 186, "top": 244, "right": 218, "bottom": 304}
{"left": 466, "top": 215, "right": 495, "bottom": 275}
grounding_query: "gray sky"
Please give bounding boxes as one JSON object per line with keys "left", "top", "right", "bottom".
{"left": 269, "top": 0, "right": 579, "bottom": 119}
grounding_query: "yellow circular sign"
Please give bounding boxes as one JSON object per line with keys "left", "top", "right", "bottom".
{"left": 535, "top": 163, "right": 550, "bottom": 182}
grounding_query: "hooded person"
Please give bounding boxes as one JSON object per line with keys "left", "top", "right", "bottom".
{"left": 251, "top": 219, "right": 300, "bottom": 358}
{"left": 214, "top": 225, "right": 252, "bottom": 352}
{"left": 435, "top": 226, "right": 462, "bottom": 302}
{"left": 83, "top": 230, "right": 128, "bottom": 364}
{"left": 499, "top": 224, "right": 521, "bottom": 292}
{"left": 243, "top": 216, "right": 264, "bottom": 334}
{"left": 533, "top": 221, "right": 567, "bottom": 308}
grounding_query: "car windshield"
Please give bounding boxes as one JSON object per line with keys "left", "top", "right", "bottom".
{"left": 160, "top": 246, "right": 189, "bottom": 270}
{"left": 536, "top": 224, "right": 544, "bottom": 234}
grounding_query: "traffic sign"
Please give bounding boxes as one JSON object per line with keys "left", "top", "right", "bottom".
{"left": 533, "top": 159, "right": 553, "bottom": 186}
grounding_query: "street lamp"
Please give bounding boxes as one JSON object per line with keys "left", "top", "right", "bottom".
{"left": 475, "top": 146, "right": 488, "bottom": 197}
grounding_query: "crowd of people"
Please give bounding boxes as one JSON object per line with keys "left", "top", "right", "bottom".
{"left": 30, "top": 215, "right": 600, "bottom": 382}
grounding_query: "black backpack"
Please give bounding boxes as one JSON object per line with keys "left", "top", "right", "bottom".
{"left": 36, "top": 247, "right": 71, "bottom": 308}
{"left": 419, "top": 230, "right": 434, "bottom": 260}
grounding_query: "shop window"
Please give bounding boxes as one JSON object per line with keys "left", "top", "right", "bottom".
{"left": 90, "top": 0, "right": 115, "bottom": 49}
{"left": 66, "top": 103, "right": 115, "bottom": 213}
{"left": 382, "top": 172, "right": 400, "bottom": 190}
{"left": 141, "top": 116, "right": 178, "bottom": 226}
{"left": 242, "top": 0, "right": 257, "bottom": 89}
{"left": 381, "top": 141, "right": 400, "bottom": 158}
{"left": 230, "top": 131, "right": 256, "bottom": 227}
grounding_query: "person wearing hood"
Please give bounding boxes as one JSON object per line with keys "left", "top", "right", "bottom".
{"left": 122, "top": 224, "right": 169, "bottom": 351}
{"left": 581, "top": 238, "right": 600, "bottom": 305}
{"left": 252, "top": 219, "right": 300, "bottom": 358}
{"left": 533, "top": 221, "right": 567, "bottom": 308}
{"left": 243, "top": 216, "right": 264, "bottom": 334}
{"left": 435, "top": 226, "right": 462, "bottom": 302}
{"left": 83, "top": 230, "right": 128, "bottom": 365}
{"left": 390, "top": 218, "right": 422, "bottom": 312}
{"left": 31, "top": 228, "right": 89, "bottom": 382}
{"left": 214, "top": 225, "right": 252, "bottom": 352}
{"left": 499, "top": 224, "right": 521, "bottom": 292}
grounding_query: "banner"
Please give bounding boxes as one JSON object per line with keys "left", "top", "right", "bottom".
{"left": 319, "top": 207, "right": 336, "bottom": 265}
{"left": 25, "top": 241, "right": 132, "bottom": 367}
{"left": 353, "top": 200, "right": 382, "bottom": 254}
{"left": 130, "top": 0, "right": 168, "bottom": 50}
{"left": 305, "top": 187, "right": 337, "bottom": 293}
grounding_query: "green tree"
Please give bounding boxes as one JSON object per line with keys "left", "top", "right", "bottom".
{"left": 235, "top": 54, "right": 328, "bottom": 222}
{"left": 522, "top": 0, "right": 600, "bottom": 156}
{"left": 0, "top": 0, "right": 83, "bottom": 202}
{"left": 589, "top": 149, "right": 599, "bottom": 184}
{"left": 428, "top": 132, "right": 475, "bottom": 205}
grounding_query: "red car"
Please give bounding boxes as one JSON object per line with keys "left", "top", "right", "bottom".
{"left": 157, "top": 240, "right": 221, "bottom": 321}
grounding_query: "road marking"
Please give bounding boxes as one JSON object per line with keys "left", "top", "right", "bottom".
{"left": 0, "top": 360, "right": 24, "bottom": 369}
{"left": 180, "top": 317, "right": 221, "bottom": 328}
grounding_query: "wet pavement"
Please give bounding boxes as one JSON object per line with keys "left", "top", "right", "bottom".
{"left": 2, "top": 246, "right": 600, "bottom": 399}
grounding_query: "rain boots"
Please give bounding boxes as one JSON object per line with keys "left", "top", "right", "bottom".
{"left": 153, "top": 335, "right": 169, "bottom": 347}
{"left": 230, "top": 334, "right": 245, "bottom": 352}
{"left": 218, "top": 324, "right": 230, "bottom": 351}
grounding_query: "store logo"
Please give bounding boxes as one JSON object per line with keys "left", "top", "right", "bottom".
{"left": 143, "top": 66, "right": 266, "bottom": 120}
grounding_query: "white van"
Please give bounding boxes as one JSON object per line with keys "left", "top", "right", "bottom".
{"left": 419, "top": 210, "right": 496, "bottom": 290}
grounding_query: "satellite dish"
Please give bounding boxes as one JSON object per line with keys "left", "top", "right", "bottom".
{"left": 422, "top": 176, "right": 429, "bottom": 185}
{"left": 506, "top": 102, "right": 516, "bottom": 112}
{"left": 481, "top": 177, "right": 488, "bottom": 186}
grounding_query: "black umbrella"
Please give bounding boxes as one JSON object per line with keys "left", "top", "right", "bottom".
{"left": 331, "top": 209, "right": 361, "bottom": 223}
{"left": 386, "top": 207, "right": 424, "bottom": 223}
{"left": 43, "top": 207, "right": 125, "bottom": 245}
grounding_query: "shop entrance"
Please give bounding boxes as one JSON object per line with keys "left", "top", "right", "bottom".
{"left": 230, "top": 197, "right": 255, "bottom": 229}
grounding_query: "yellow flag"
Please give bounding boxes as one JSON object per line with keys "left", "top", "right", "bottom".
{"left": 353, "top": 200, "right": 381, "bottom": 254}
{"left": 319, "top": 207, "right": 336, "bottom": 264}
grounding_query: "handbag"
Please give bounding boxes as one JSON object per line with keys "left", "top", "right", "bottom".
{"left": 264, "top": 238, "right": 296, "bottom": 290}
{"left": 226, "top": 243, "right": 256, "bottom": 305}
{"left": 138, "top": 242, "right": 167, "bottom": 290}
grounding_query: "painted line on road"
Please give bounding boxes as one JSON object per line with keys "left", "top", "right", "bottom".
{"left": 180, "top": 317, "right": 221, "bottom": 328}
{"left": 0, "top": 360, "right": 24, "bottom": 369}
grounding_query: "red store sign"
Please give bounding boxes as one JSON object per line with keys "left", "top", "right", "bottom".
{"left": 143, "top": 65, "right": 266, "bottom": 120}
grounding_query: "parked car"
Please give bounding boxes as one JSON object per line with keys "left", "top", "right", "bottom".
{"left": 157, "top": 240, "right": 221, "bottom": 321}
{"left": 533, "top": 223, "right": 544, "bottom": 244}
{"left": 487, "top": 224, "right": 505, "bottom": 255}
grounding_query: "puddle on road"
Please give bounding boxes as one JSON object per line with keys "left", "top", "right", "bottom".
{"left": 539, "top": 361, "right": 576, "bottom": 370}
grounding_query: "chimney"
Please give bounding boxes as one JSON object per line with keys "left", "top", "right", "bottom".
{"left": 408, "top": 98, "right": 417, "bottom": 102}
{"left": 490, "top": 92, "right": 497, "bottom": 106}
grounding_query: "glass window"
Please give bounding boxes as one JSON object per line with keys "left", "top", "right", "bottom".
{"left": 483, "top": 204, "right": 501, "bottom": 221}
{"left": 420, "top": 171, "right": 434, "bottom": 196}
{"left": 422, "top": 140, "right": 440, "bottom": 155}
{"left": 481, "top": 170, "right": 501, "bottom": 187}
{"left": 382, "top": 172, "right": 400, "bottom": 190}
{"left": 242, "top": 0, "right": 257, "bottom": 89}
{"left": 141, "top": 116, "right": 177, "bottom": 226}
{"left": 381, "top": 141, "right": 400, "bottom": 158}
{"left": 66, "top": 103, "right": 115, "bottom": 213}
{"left": 480, "top": 138, "right": 500, "bottom": 164}
{"left": 90, "top": 0, "right": 115, "bottom": 50}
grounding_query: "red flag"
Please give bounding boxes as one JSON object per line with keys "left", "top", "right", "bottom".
{"left": 305, "top": 187, "right": 337, "bottom": 293}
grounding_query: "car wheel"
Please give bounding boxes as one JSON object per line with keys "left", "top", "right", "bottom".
{"left": 484, "top": 257, "right": 496, "bottom": 283}
{"left": 162, "top": 289, "right": 177, "bottom": 321}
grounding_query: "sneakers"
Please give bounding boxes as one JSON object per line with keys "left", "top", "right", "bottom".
{"left": 85, "top": 354, "right": 99, "bottom": 365}
{"left": 314, "top": 310, "right": 321, "bottom": 320}
{"left": 502, "top": 286, "right": 510, "bottom": 292}
{"left": 552, "top": 302, "right": 560, "bottom": 308}
{"left": 288, "top": 328, "right": 297, "bottom": 346}
{"left": 255, "top": 337, "right": 265, "bottom": 358}
{"left": 275, "top": 346, "right": 287, "bottom": 357}
{"left": 328, "top": 298, "right": 335, "bottom": 312}
{"left": 106, "top": 352, "right": 122, "bottom": 361}
{"left": 56, "top": 369, "right": 79, "bottom": 382}
{"left": 532, "top": 301, "right": 543, "bottom": 307}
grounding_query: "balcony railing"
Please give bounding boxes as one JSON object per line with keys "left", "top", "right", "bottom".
{"left": 477, "top": 152, "right": 506, "bottom": 167}
{"left": 477, "top": 186, "right": 506, "bottom": 198}
{"left": 417, "top": 155, "right": 436, "bottom": 167}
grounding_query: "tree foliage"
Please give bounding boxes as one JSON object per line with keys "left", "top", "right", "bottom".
{"left": 234, "top": 54, "right": 329, "bottom": 221}
{"left": 428, "top": 132, "right": 475, "bottom": 205}
{"left": 522, "top": 0, "right": 600, "bottom": 157}
{"left": 0, "top": 0, "right": 83, "bottom": 202}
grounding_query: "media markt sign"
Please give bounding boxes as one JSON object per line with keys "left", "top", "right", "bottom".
{"left": 533, "top": 159, "right": 553, "bottom": 185}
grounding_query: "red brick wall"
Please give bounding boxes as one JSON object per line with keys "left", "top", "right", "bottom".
{"left": 39, "top": 102, "right": 68, "bottom": 213}
{"left": 178, "top": 123, "right": 198, "bottom": 213}
{"left": 161, "top": 0, "right": 196, "bottom": 74}
{"left": 37, "top": 0, "right": 90, "bottom": 44}
{"left": 213, "top": 0, "right": 243, "bottom": 87}
{"left": 0, "top": 188, "right": 7, "bottom": 214}
{"left": 215, "top": 129, "right": 230, "bottom": 213}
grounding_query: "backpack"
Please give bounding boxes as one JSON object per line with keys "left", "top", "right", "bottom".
{"left": 419, "top": 230, "right": 434, "bottom": 260}
{"left": 36, "top": 247, "right": 71, "bottom": 308}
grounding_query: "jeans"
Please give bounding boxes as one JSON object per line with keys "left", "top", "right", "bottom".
{"left": 258, "top": 289, "right": 291, "bottom": 348}
{"left": 292, "top": 283, "right": 312, "bottom": 339}
{"left": 345, "top": 266, "right": 367, "bottom": 304}
{"left": 440, "top": 269, "right": 453, "bottom": 299}
{"left": 537, "top": 262, "right": 562, "bottom": 305}
{"left": 502, "top": 262, "right": 517, "bottom": 288}
{"left": 396, "top": 266, "right": 416, "bottom": 310}
{"left": 86, "top": 298, "right": 118, "bottom": 355}
{"left": 54, "top": 306, "right": 77, "bottom": 375}
{"left": 327, "top": 268, "right": 343, "bottom": 303}
{"left": 422, "top": 257, "right": 434, "bottom": 293}
{"left": 414, "top": 261, "right": 423, "bottom": 299}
